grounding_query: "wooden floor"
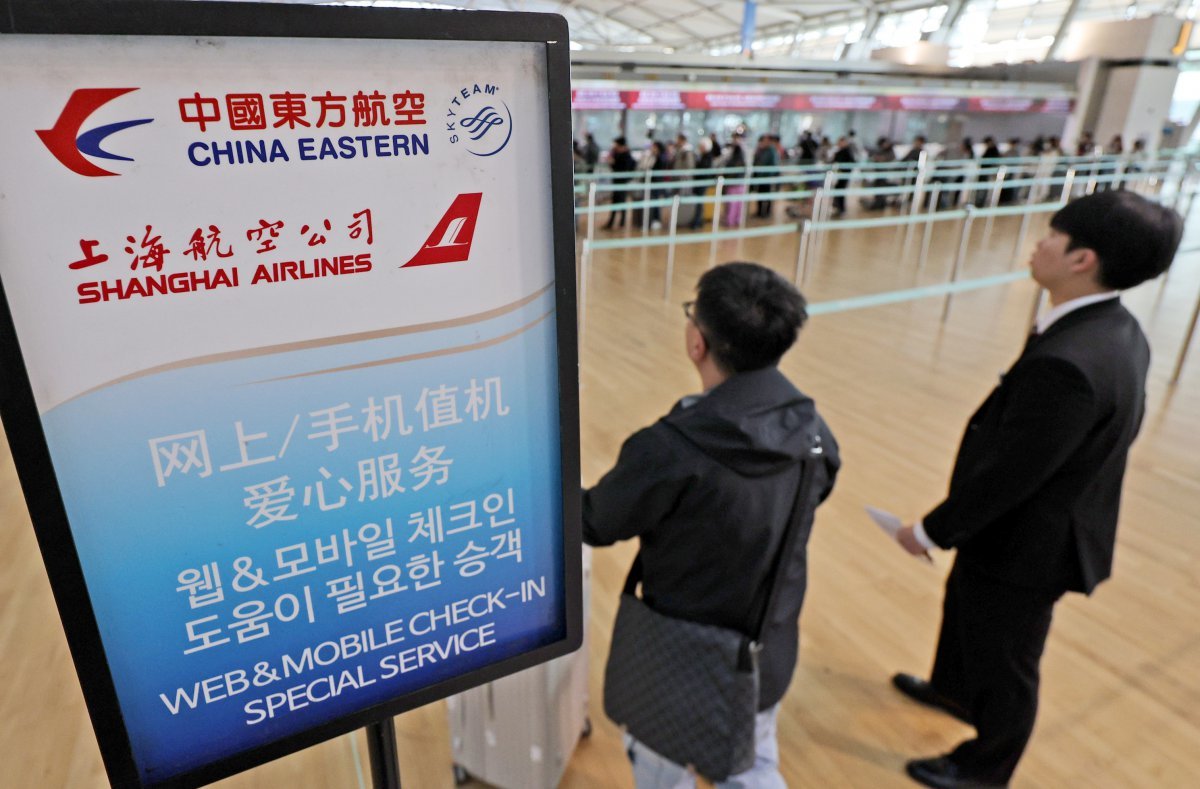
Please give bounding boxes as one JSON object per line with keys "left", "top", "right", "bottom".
{"left": 3, "top": 203, "right": 1199, "bottom": 788}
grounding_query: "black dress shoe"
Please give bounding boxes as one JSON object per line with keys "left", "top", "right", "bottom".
{"left": 892, "top": 673, "right": 973, "bottom": 725}
{"left": 905, "top": 756, "right": 1006, "bottom": 788}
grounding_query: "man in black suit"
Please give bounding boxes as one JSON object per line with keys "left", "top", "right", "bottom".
{"left": 891, "top": 190, "right": 1183, "bottom": 788}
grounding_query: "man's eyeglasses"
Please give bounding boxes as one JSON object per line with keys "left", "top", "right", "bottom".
{"left": 682, "top": 301, "right": 711, "bottom": 345}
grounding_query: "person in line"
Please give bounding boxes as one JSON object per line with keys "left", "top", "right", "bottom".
{"left": 973, "top": 137, "right": 1003, "bottom": 207}
{"left": 672, "top": 133, "right": 699, "bottom": 229}
{"left": 896, "top": 135, "right": 928, "bottom": 208}
{"left": 709, "top": 132, "right": 723, "bottom": 162}
{"left": 647, "top": 139, "right": 671, "bottom": 230}
{"left": 864, "top": 137, "right": 897, "bottom": 211}
{"left": 830, "top": 136, "right": 856, "bottom": 217}
{"left": 1032, "top": 136, "right": 1062, "bottom": 203}
{"left": 1125, "top": 138, "right": 1148, "bottom": 179}
{"left": 816, "top": 135, "right": 832, "bottom": 164}
{"left": 1075, "top": 131, "right": 1096, "bottom": 157}
{"left": 901, "top": 135, "right": 926, "bottom": 165}
{"left": 1000, "top": 138, "right": 1022, "bottom": 203}
{"left": 890, "top": 190, "right": 1183, "bottom": 789}
{"left": 603, "top": 136, "right": 636, "bottom": 230}
{"left": 585, "top": 262, "right": 840, "bottom": 789}
{"left": 796, "top": 130, "right": 819, "bottom": 165}
{"left": 753, "top": 134, "right": 780, "bottom": 219}
{"left": 934, "top": 137, "right": 973, "bottom": 209}
{"left": 847, "top": 129, "right": 867, "bottom": 164}
{"left": 690, "top": 136, "right": 715, "bottom": 230}
{"left": 723, "top": 133, "right": 748, "bottom": 226}
{"left": 583, "top": 132, "right": 600, "bottom": 174}
{"left": 1102, "top": 135, "right": 1126, "bottom": 191}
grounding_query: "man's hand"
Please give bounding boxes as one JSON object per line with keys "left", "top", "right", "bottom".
{"left": 896, "top": 524, "right": 932, "bottom": 561}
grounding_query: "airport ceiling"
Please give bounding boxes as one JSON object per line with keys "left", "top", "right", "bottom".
{"left": 267, "top": 1, "right": 1197, "bottom": 66}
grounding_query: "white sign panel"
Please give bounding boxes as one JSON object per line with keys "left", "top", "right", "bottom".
{"left": 0, "top": 18, "right": 577, "bottom": 787}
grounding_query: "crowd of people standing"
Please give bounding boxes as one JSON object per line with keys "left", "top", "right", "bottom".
{"left": 579, "top": 128, "right": 1154, "bottom": 230}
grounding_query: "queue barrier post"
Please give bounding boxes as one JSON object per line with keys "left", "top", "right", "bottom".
{"left": 943, "top": 205, "right": 976, "bottom": 323}
{"left": 796, "top": 219, "right": 811, "bottom": 286}
{"left": 709, "top": 175, "right": 725, "bottom": 268}
{"left": 918, "top": 185, "right": 941, "bottom": 275}
{"left": 586, "top": 181, "right": 597, "bottom": 248}
{"left": 642, "top": 169, "right": 652, "bottom": 235}
{"left": 1012, "top": 183, "right": 1038, "bottom": 269}
{"left": 982, "top": 165, "right": 1006, "bottom": 246}
{"left": 664, "top": 195, "right": 680, "bottom": 301}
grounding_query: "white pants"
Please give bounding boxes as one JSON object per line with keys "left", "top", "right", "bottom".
{"left": 624, "top": 705, "right": 787, "bottom": 789}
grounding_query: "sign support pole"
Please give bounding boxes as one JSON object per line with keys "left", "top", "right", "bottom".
{"left": 366, "top": 718, "right": 402, "bottom": 789}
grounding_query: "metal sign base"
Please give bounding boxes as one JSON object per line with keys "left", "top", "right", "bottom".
{"left": 366, "top": 718, "right": 402, "bottom": 789}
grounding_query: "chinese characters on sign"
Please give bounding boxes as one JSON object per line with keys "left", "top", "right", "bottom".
{"left": 70, "top": 209, "right": 375, "bottom": 304}
{"left": 180, "top": 90, "right": 427, "bottom": 131}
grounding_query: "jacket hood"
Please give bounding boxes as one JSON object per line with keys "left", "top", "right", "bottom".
{"left": 663, "top": 366, "right": 819, "bottom": 477}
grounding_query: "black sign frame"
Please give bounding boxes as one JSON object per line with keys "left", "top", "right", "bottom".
{"left": 0, "top": 2, "right": 582, "bottom": 787}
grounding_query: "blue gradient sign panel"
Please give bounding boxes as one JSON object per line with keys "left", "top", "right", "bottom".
{"left": 0, "top": 30, "right": 570, "bottom": 785}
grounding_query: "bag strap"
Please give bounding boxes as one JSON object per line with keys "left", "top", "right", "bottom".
{"left": 749, "top": 439, "right": 823, "bottom": 645}
{"left": 620, "top": 435, "right": 826, "bottom": 645}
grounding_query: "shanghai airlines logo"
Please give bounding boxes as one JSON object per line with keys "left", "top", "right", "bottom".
{"left": 445, "top": 83, "right": 513, "bottom": 157}
{"left": 37, "top": 88, "right": 154, "bottom": 177}
{"left": 403, "top": 193, "right": 483, "bottom": 268}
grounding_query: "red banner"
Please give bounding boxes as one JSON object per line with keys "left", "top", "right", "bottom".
{"left": 572, "top": 88, "right": 1073, "bottom": 115}
{"left": 881, "top": 95, "right": 966, "bottom": 112}
{"left": 795, "top": 94, "right": 882, "bottom": 111}
{"left": 625, "top": 89, "right": 686, "bottom": 111}
{"left": 683, "top": 91, "right": 784, "bottom": 110}
{"left": 570, "top": 88, "right": 625, "bottom": 110}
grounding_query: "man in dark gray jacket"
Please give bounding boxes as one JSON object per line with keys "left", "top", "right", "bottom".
{"left": 584, "top": 261, "right": 840, "bottom": 788}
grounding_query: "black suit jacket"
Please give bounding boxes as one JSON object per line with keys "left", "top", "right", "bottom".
{"left": 923, "top": 299, "right": 1149, "bottom": 594}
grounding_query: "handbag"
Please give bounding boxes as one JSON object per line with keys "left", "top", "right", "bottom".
{"left": 602, "top": 444, "right": 821, "bottom": 781}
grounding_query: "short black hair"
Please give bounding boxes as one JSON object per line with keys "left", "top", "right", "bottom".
{"left": 1050, "top": 191, "right": 1183, "bottom": 290}
{"left": 693, "top": 262, "right": 808, "bottom": 373}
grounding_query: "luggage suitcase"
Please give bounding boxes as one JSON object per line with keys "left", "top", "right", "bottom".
{"left": 447, "top": 547, "right": 591, "bottom": 788}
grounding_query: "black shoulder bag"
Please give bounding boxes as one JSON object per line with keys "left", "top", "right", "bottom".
{"left": 602, "top": 444, "right": 822, "bottom": 781}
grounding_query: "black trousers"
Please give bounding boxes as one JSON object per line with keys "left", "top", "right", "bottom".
{"left": 605, "top": 191, "right": 627, "bottom": 228}
{"left": 832, "top": 178, "right": 848, "bottom": 213}
{"left": 754, "top": 183, "right": 773, "bottom": 216}
{"left": 929, "top": 558, "right": 1061, "bottom": 784}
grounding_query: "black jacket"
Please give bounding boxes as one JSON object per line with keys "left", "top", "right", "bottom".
{"left": 583, "top": 367, "right": 840, "bottom": 709}
{"left": 611, "top": 148, "right": 636, "bottom": 173}
{"left": 832, "top": 146, "right": 856, "bottom": 166}
{"left": 924, "top": 299, "right": 1148, "bottom": 594}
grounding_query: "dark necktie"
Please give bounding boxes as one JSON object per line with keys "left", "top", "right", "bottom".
{"left": 1021, "top": 326, "right": 1040, "bottom": 355}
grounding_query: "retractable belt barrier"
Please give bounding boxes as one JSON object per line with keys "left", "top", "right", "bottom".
{"left": 576, "top": 162, "right": 1200, "bottom": 386}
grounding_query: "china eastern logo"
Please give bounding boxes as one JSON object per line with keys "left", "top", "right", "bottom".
{"left": 445, "top": 83, "right": 512, "bottom": 157}
{"left": 403, "top": 193, "right": 482, "bottom": 267}
{"left": 37, "top": 88, "right": 153, "bottom": 177}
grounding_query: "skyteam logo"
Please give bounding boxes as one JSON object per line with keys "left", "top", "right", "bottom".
{"left": 445, "top": 83, "right": 512, "bottom": 157}
{"left": 37, "top": 88, "right": 153, "bottom": 177}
